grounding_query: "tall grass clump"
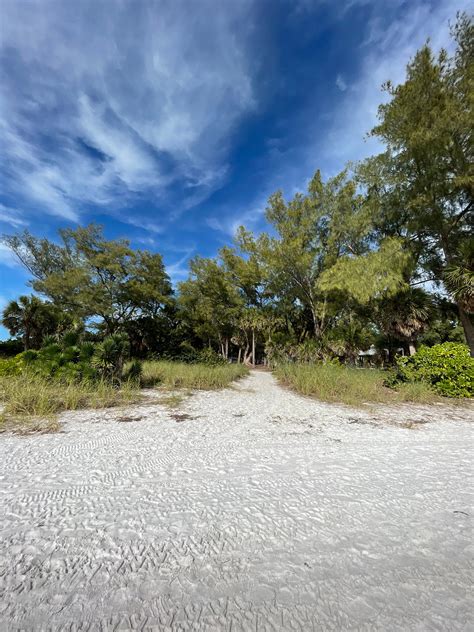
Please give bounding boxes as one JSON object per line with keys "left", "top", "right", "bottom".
{"left": 275, "top": 363, "right": 440, "bottom": 406}
{"left": 141, "top": 360, "right": 248, "bottom": 390}
{"left": 0, "top": 373, "right": 140, "bottom": 421}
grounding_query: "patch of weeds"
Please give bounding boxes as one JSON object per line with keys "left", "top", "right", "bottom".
{"left": 159, "top": 394, "right": 186, "bottom": 408}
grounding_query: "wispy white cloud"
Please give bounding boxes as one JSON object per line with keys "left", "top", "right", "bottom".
{"left": 166, "top": 250, "right": 196, "bottom": 282}
{"left": 207, "top": 200, "right": 267, "bottom": 238}
{"left": 319, "top": 0, "right": 472, "bottom": 168}
{"left": 0, "top": 244, "right": 20, "bottom": 269}
{"left": 0, "top": 204, "right": 29, "bottom": 229}
{"left": 335, "top": 74, "right": 347, "bottom": 91}
{"left": 207, "top": 0, "right": 471, "bottom": 238}
{"left": 0, "top": 0, "right": 258, "bottom": 225}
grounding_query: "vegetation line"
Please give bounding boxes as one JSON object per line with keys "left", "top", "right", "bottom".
{"left": 0, "top": 13, "right": 472, "bottom": 428}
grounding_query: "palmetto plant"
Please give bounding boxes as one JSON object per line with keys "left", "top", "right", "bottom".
{"left": 378, "top": 288, "right": 433, "bottom": 355}
{"left": 444, "top": 242, "right": 474, "bottom": 314}
{"left": 92, "top": 333, "right": 130, "bottom": 383}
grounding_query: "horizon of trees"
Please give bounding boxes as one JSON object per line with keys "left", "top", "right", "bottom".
{"left": 1, "top": 13, "right": 473, "bottom": 360}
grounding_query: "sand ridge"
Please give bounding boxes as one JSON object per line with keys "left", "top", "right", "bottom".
{"left": 0, "top": 371, "right": 472, "bottom": 630}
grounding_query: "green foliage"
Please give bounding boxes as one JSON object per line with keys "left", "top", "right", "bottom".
{"left": 360, "top": 13, "right": 474, "bottom": 352}
{"left": 91, "top": 333, "right": 130, "bottom": 383}
{"left": 390, "top": 343, "right": 474, "bottom": 398}
{"left": 1, "top": 333, "right": 131, "bottom": 384}
{"left": 0, "top": 355, "right": 23, "bottom": 377}
{"left": 1, "top": 295, "right": 62, "bottom": 350}
{"left": 319, "top": 238, "right": 409, "bottom": 303}
{"left": 0, "top": 339, "right": 23, "bottom": 357}
{"left": 123, "top": 359, "right": 143, "bottom": 383}
{"left": 3, "top": 224, "right": 173, "bottom": 334}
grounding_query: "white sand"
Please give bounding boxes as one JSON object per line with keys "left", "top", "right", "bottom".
{"left": 0, "top": 370, "right": 472, "bottom": 631}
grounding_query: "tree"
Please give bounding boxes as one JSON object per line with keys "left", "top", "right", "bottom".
{"left": 444, "top": 240, "right": 474, "bottom": 313}
{"left": 178, "top": 257, "right": 243, "bottom": 358}
{"left": 377, "top": 288, "right": 433, "bottom": 356}
{"left": 2, "top": 295, "right": 60, "bottom": 350}
{"left": 360, "top": 13, "right": 474, "bottom": 353}
{"left": 3, "top": 225, "right": 173, "bottom": 334}
{"left": 236, "top": 169, "right": 408, "bottom": 341}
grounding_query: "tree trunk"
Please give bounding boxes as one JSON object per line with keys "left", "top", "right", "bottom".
{"left": 243, "top": 344, "right": 252, "bottom": 365}
{"left": 408, "top": 342, "right": 416, "bottom": 356}
{"left": 251, "top": 329, "right": 256, "bottom": 366}
{"left": 459, "top": 306, "right": 474, "bottom": 357}
{"left": 225, "top": 337, "right": 229, "bottom": 359}
{"left": 237, "top": 347, "right": 242, "bottom": 364}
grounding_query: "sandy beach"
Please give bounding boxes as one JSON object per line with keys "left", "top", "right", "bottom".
{"left": 0, "top": 370, "right": 472, "bottom": 631}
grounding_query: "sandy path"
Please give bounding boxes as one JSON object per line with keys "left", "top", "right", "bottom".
{"left": 0, "top": 371, "right": 472, "bottom": 631}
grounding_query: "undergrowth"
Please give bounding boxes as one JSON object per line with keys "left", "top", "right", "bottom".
{"left": 0, "top": 373, "right": 140, "bottom": 431}
{"left": 275, "top": 363, "right": 442, "bottom": 406}
{"left": 141, "top": 360, "right": 248, "bottom": 390}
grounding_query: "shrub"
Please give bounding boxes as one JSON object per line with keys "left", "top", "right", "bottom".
{"left": 390, "top": 342, "right": 474, "bottom": 398}
{"left": 123, "top": 359, "right": 143, "bottom": 383}
{"left": 0, "top": 339, "right": 23, "bottom": 357}
{"left": 173, "top": 342, "right": 227, "bottom": 366}
{"left": 3, "top": 333, "right": 133, "bottom": 384}
{"left": 0, "top": 355, "right": 23, "bottom": 377}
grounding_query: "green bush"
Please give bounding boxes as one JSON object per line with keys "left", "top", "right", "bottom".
{"left": 91, "top": 333, "right": 130, "bottom": 382}
{"left": 5, "top": 333, "right": 132, "bottom": 384}
{"left": 173, "top": 342, "right": 227, "bottom": 366}
{"left": 390, "top": 343, "right": 474, "bottom": 398}
{"left": 0, "top": 355, "right": 23, "bottom": 377}
{"left": 123, "top": 359, "right": 143, "bottom": 383}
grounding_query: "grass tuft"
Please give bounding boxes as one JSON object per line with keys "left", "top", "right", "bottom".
{"left": 141, "top": 361, "right": 248, "bottom": 390}
{"left": 0, "top": 373, "right": 140, "bottom": 426}
{"left": 275, "top": 363, "right": 441, "bottom": 406}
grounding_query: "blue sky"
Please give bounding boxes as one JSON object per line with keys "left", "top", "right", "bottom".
{"left": 0, "top": 0, "right": 469, "bottom": 339}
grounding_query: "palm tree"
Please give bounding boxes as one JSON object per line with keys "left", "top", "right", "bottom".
{"left": 2, "top": 295, "right": 58, "bottom": 350}
{"left": 378, "top": 288, "right": 432, "bottom": 356}
{"left": 444, "top": 241, "right": 474, "bottom": 356}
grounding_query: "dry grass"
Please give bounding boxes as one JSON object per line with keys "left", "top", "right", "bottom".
{"left": 141, "top": 361, "right": 248, "bottom": 390}
{"left": 275, "top": 363, "right": 442, "bottom": 407}
{"left": 0, "top": 373, "right": 140, "bottom": 431}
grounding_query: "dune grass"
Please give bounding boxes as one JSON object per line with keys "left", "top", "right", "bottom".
{"left": 275, "top": 363, "right": 441, "bottom": 406}
{"left": 0, "top": 373, "right": 140, "bottom": 431}
{"left": 141, "top": 360, "right": 249, "bottom": 390}
{"left": 0, "top": 361, "right": 247, "bottom": 432}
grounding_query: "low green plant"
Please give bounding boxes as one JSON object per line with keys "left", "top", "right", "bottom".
{"left": 123, "top": 359, "right": 143, "bottom": 383}
{"left": 92, "top": 333, "right": 130, "bottom": 383}
{"left": 0, "top": 355, "right": 23, "bottom": 377}
{"left": 389, "top": 343, "right": 473, "bottom": 398}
